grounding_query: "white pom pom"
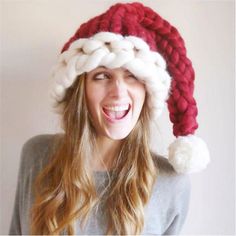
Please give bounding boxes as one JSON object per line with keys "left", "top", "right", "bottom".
{"left": 168, "top": 135, "right": 210, "bottom": 174}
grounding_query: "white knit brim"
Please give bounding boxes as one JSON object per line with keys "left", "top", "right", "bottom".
{"left": 168, "top": 134, "right": 210, "bottom": 174}
{"left": 49, "top": 32, "right": 171, "bottom": 119}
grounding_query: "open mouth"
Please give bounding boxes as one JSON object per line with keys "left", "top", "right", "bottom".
{"left": 102, "top": 104, "right": 131, "bottom": 121}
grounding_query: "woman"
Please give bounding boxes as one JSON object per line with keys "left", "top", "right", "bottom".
{"left": 9, "top": 2, "right": 210, "bottom": 235}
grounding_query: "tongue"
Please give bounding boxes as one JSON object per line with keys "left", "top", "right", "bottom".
{"left": 104, "top": 109, "right": 127, "bottom": 119}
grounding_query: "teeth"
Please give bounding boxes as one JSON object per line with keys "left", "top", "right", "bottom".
{"left": 104, "top": 104, "right": 129, "bottom": 111}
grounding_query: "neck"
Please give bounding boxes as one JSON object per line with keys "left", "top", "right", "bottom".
{"left": 91, "top": 136, "right": 122, "bottom": 171}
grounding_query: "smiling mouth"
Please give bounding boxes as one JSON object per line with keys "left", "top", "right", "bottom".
{"left": 102, "top": 104, "right": 131, "bottom": 120}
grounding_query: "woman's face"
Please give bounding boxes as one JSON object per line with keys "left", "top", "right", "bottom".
{"left": 85, "top": 67, "right": 146, "bottom": 140}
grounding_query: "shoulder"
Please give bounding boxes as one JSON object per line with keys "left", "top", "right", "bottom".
{"left": 151, "top": 152, "right": 175, "bottom": 174}
{"left": 151, "top": 152, "right": 191, "bottom": 194}
{"left": 20, "top": 133, "right": 63, "bottom": 171}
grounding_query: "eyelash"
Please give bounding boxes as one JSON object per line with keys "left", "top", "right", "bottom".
{"left": 128, "top": 74, "right": 136, "bottom": 79}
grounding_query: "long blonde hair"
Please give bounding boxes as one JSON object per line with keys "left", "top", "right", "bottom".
{"left": 30, "top": 73, "right": 158, "bottom": 235}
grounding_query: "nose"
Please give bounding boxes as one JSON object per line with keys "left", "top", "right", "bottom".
{"left": 108, "top": 77, "right": 128, "bottom": 98}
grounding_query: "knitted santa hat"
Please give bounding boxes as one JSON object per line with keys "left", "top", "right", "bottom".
{"left": 50, "top": 2, "right": 210, "bottom": 174}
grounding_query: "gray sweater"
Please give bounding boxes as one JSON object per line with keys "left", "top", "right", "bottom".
{"left": 9, "top": 134, "right": 191, "bottom": 235}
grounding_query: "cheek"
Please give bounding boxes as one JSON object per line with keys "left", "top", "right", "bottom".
{"left": 134, "top": 84, "right": 146, "bottom": 106}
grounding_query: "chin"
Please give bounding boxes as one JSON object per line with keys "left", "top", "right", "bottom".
{"left": 105, "top": 128, "right": 132, "bottom": 140}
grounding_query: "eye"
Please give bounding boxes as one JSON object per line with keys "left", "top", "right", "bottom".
{"left": 93, "top": 72, "right": 110, "bottom": 80}
{"left": 126, "top": 73, "right": 137, "bottom": 80}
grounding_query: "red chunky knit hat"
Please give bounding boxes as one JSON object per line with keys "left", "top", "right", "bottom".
{"left": 50, "top": 2, "right": 210, "bottom": 174}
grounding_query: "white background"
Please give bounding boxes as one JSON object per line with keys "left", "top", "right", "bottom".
{"left": 1, "top": 0, "right": 235, "bottom": 234}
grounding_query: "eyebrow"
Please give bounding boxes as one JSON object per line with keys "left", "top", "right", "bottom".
{"left": 95, "top": 66, "right": 133, "bottom": 75}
